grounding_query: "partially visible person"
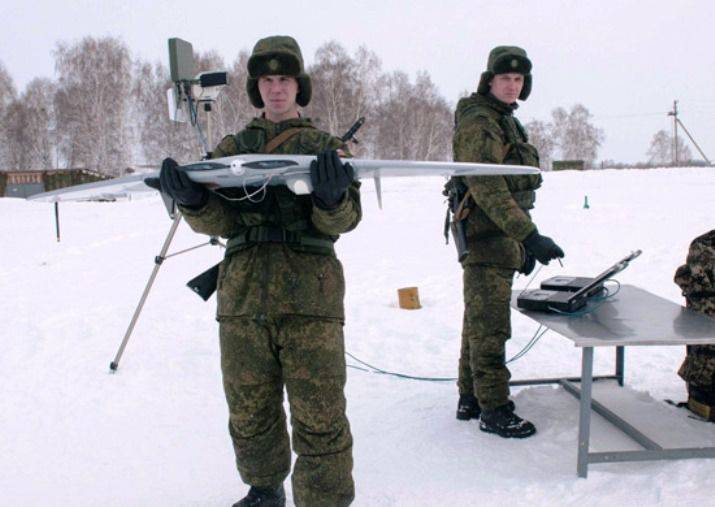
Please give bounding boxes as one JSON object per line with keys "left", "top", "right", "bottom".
{"left": 675, "top": 229, "right": 715, "bottom": 420}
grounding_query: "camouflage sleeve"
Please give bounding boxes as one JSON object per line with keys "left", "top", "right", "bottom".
{"left": 455, "top": 115, "right": 535, "bottom": 241}
{"left": 312, "top": 180, "right": 362, "bottom": 235}
{"left": 177, "top": 132, "right": 246, "bottom": 237}
{"left": 179, "top": 194, "right": 241, "bottom": 238}
{"left": 310, "top": 135, "right": 362, "bottom": 235}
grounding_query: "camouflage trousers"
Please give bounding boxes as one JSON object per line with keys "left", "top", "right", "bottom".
{"left": 219, "top": 315, "right": 354, "bottom": 507}
{"left": 457, "top": 264, "right": 514, "bottom": 410}
{"left": 680, "top": 345, "right": 715, "bottom": 393}
{"left": 678, "top": 298, "right": 715, "bottom": 398}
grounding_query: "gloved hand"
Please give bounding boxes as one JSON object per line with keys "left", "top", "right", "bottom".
{"left": 522, "top": 230, "right": 565, "bottom": 265}
{"left": 519, "top": 250, "right": 536, "bottom": 275}
{"left": 310, "top": 150, "right": 354, "bottom": 209}
{"left": 159, "top": 157, "right": 208, "bottom": 209}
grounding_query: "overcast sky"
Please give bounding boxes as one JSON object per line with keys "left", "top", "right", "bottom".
{"left": 2, "top": 0, "right": 714, "bottom": 164}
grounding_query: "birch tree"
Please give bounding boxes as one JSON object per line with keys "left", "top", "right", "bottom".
{"left": 3, "top": 78, "right": 56, "bottom": 170}
{"left": 646, "top": 129, "right": 692, "bottom": 166}
{"left": 524, "top": 119, "right": 556, "bottom": 170}
{"left": 550, "top": 104, "right": 604, "bottom": 168}
{"left": 54, "top": 36, "right": 132, "bottom": 175}
{"left": 0, "top": 61, "right": 18, "bottom": 168}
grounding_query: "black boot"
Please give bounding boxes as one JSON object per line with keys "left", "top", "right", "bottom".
{"left": 479, "top": 403, "right": 536, "bottom": 438}
{"left": 232, "top": 485, "right": 286, "bottom": 507}
{"left": 456, "top": 393, "right": 481, "bottom": 420}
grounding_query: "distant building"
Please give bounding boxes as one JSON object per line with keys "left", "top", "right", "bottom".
{"left": 0, "top": 169, "right": 111, "bottom": 198}
{"left": 552, "top": 160, "right": 585, "bottom": 171}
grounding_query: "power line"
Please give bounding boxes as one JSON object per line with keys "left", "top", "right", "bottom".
{"left": 593, "top": 111, "right": 668, "bottom": 120}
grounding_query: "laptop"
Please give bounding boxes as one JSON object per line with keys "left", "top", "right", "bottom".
{"left": 516, "top": 250, "right": 642, "bottom": 313}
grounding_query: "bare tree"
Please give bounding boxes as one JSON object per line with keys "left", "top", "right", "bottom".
{"left": 411, "top": 72, "right": 453, "bottom": 160}
{"left": 2, "top": 101, "right": 28, "bottom": 170}
{"left": 372, "top": 71, "right": 452, "bottom": 161}
{"left": 2, "top": 78, "right": 57, "bottom": 171}
{"left": 305, "top": 42, "right": 383, "bottom": 157}
{"left": 524, "top": 119, "right": 556, "bottom": 170}
{"left": 54, "top": 36, "right": 132, "bottom": 175}
{"left": 550, "top": 104, "right": 604, "bottom": 168}
{"left": 646, "top": 129, "right": 692, "bottom": 166}
{"left": 0, "top": 60, "right": 16, "bottom": 110}
{"left": 306, "top": 41, "right": 358, "bottom": 135}
{"left": 0, "top": 60, "right": 18, "bottom": 168}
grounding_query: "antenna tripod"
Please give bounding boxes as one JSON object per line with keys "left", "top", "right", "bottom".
{"left": 109, "top": 211, "right": 224, "bottom": 371}
{"left": 109, "top": 37, "right": 228, "bottom": 371}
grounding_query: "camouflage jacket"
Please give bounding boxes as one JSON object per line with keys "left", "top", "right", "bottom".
{"left": 451, "top": 92, "right": 543, "bottom": 268}
{"left": 674, "top": 229, "right": 715, "bottom": 316}
{"left": 181, "top": 116, "right": 362, "bottom": 320}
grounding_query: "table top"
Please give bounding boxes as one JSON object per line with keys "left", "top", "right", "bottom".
{"left": 511, "top": 285, "right": 715, "bottom": 347}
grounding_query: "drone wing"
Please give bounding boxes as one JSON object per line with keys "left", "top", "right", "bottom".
{"left": 28, "top": 172, "right": 159, "bottom": 202}
{"left": 27, "top": 155, "right": 539, "bottom": 206}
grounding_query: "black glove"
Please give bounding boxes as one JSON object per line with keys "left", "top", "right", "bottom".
{"left": 310, "top": 150, "right": 354, "bottom": 209}
{"left": 159, "top": 157, "right": 208, "bottom": 209}
{"left": 519, "top": 250, "right": 536, "bottom": 275}
{"left": 522, "top": 230, "right": 565, "bottom": 265}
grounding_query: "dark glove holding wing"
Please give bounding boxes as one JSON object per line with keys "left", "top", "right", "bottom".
{"left": 523, "top": 230, "right": 565, "bottom": 265}
{"left": 159, "top": 157, "right": 208, "bottom": 209}
{"left": 310, "top": 150, "right": 354, "bottom": 209}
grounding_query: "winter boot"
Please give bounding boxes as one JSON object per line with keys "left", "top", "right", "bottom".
{"left": 232, "top": 484, "right": 286, "bottom": 507}
{"left": 456, "top": 393, "right": 481, "bottom": 420}
{"left": 479, "top": 403, "right": 536, "bottom": 438}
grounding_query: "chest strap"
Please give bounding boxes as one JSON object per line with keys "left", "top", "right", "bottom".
{"left": 264, "top": 127, "right": 305, "bottom": 153}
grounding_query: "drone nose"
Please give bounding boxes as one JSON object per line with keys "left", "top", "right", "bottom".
{"left": 230, "top": 162, "right": 246, "bottom": 176}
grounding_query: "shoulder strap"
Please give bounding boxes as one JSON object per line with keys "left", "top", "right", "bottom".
{"left": 264, "top": 127, "right": 305, "bottom": 154}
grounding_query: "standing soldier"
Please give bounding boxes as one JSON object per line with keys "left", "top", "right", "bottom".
{"left": 450, "top": 46, "right": 564, "bottom": 438}
{"left": 159, "top": 36, "right": 360, "bottom": 506}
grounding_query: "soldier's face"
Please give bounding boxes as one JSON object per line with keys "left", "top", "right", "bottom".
{"left": 489, "top": 73, "right": 524, "bottom": 104}
{"left": 258, "top": 75, "right": 300, "bottom": 122}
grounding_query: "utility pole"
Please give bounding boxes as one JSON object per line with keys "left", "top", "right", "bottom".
{"left": 667, "top": 100, "right": 679, "bottom": 166}
{"left": 666, "top": 99, "right": 712, "bottom": 166}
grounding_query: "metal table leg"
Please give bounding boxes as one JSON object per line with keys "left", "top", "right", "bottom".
{"left": 577, "top": 347, "right": 594, "bottom": 478}
{"left": 616, "top": 346, "right": 625, "bottom": 386}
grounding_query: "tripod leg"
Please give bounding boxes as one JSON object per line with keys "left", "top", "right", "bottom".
{"left": 109, "top": 212, "right": 183, "bottom": 371}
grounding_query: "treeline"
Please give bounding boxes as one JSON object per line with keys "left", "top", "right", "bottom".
{"left": 0, "top": 37, "right": 454, "bottom": 176}
{"left": 0, "top": 36, "right": 627, "bottom": 175}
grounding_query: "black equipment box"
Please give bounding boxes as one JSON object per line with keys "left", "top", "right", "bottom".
{"left": 540, "top": 276, "right": 598, "bottom": 293}
{"left": 516, "top": 288, "right": 590, "bottom": 313}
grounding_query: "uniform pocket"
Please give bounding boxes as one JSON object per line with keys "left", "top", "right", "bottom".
{"left": 282, "top": 250, "right": 346, "bottom": 319}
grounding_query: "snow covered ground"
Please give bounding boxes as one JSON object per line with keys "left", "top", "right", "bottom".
{"left": 1, "top": 166, "right": 714, "bottom": 506}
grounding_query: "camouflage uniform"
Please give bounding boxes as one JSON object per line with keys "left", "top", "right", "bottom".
{"left": 181, "top": 39, "right": 360, "bottom": 506}
{"left": 675, "top": 230, "right": 715, "bottom": 403}
{"left": 451, "top": 48, "right": 543, "bottom": 411}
